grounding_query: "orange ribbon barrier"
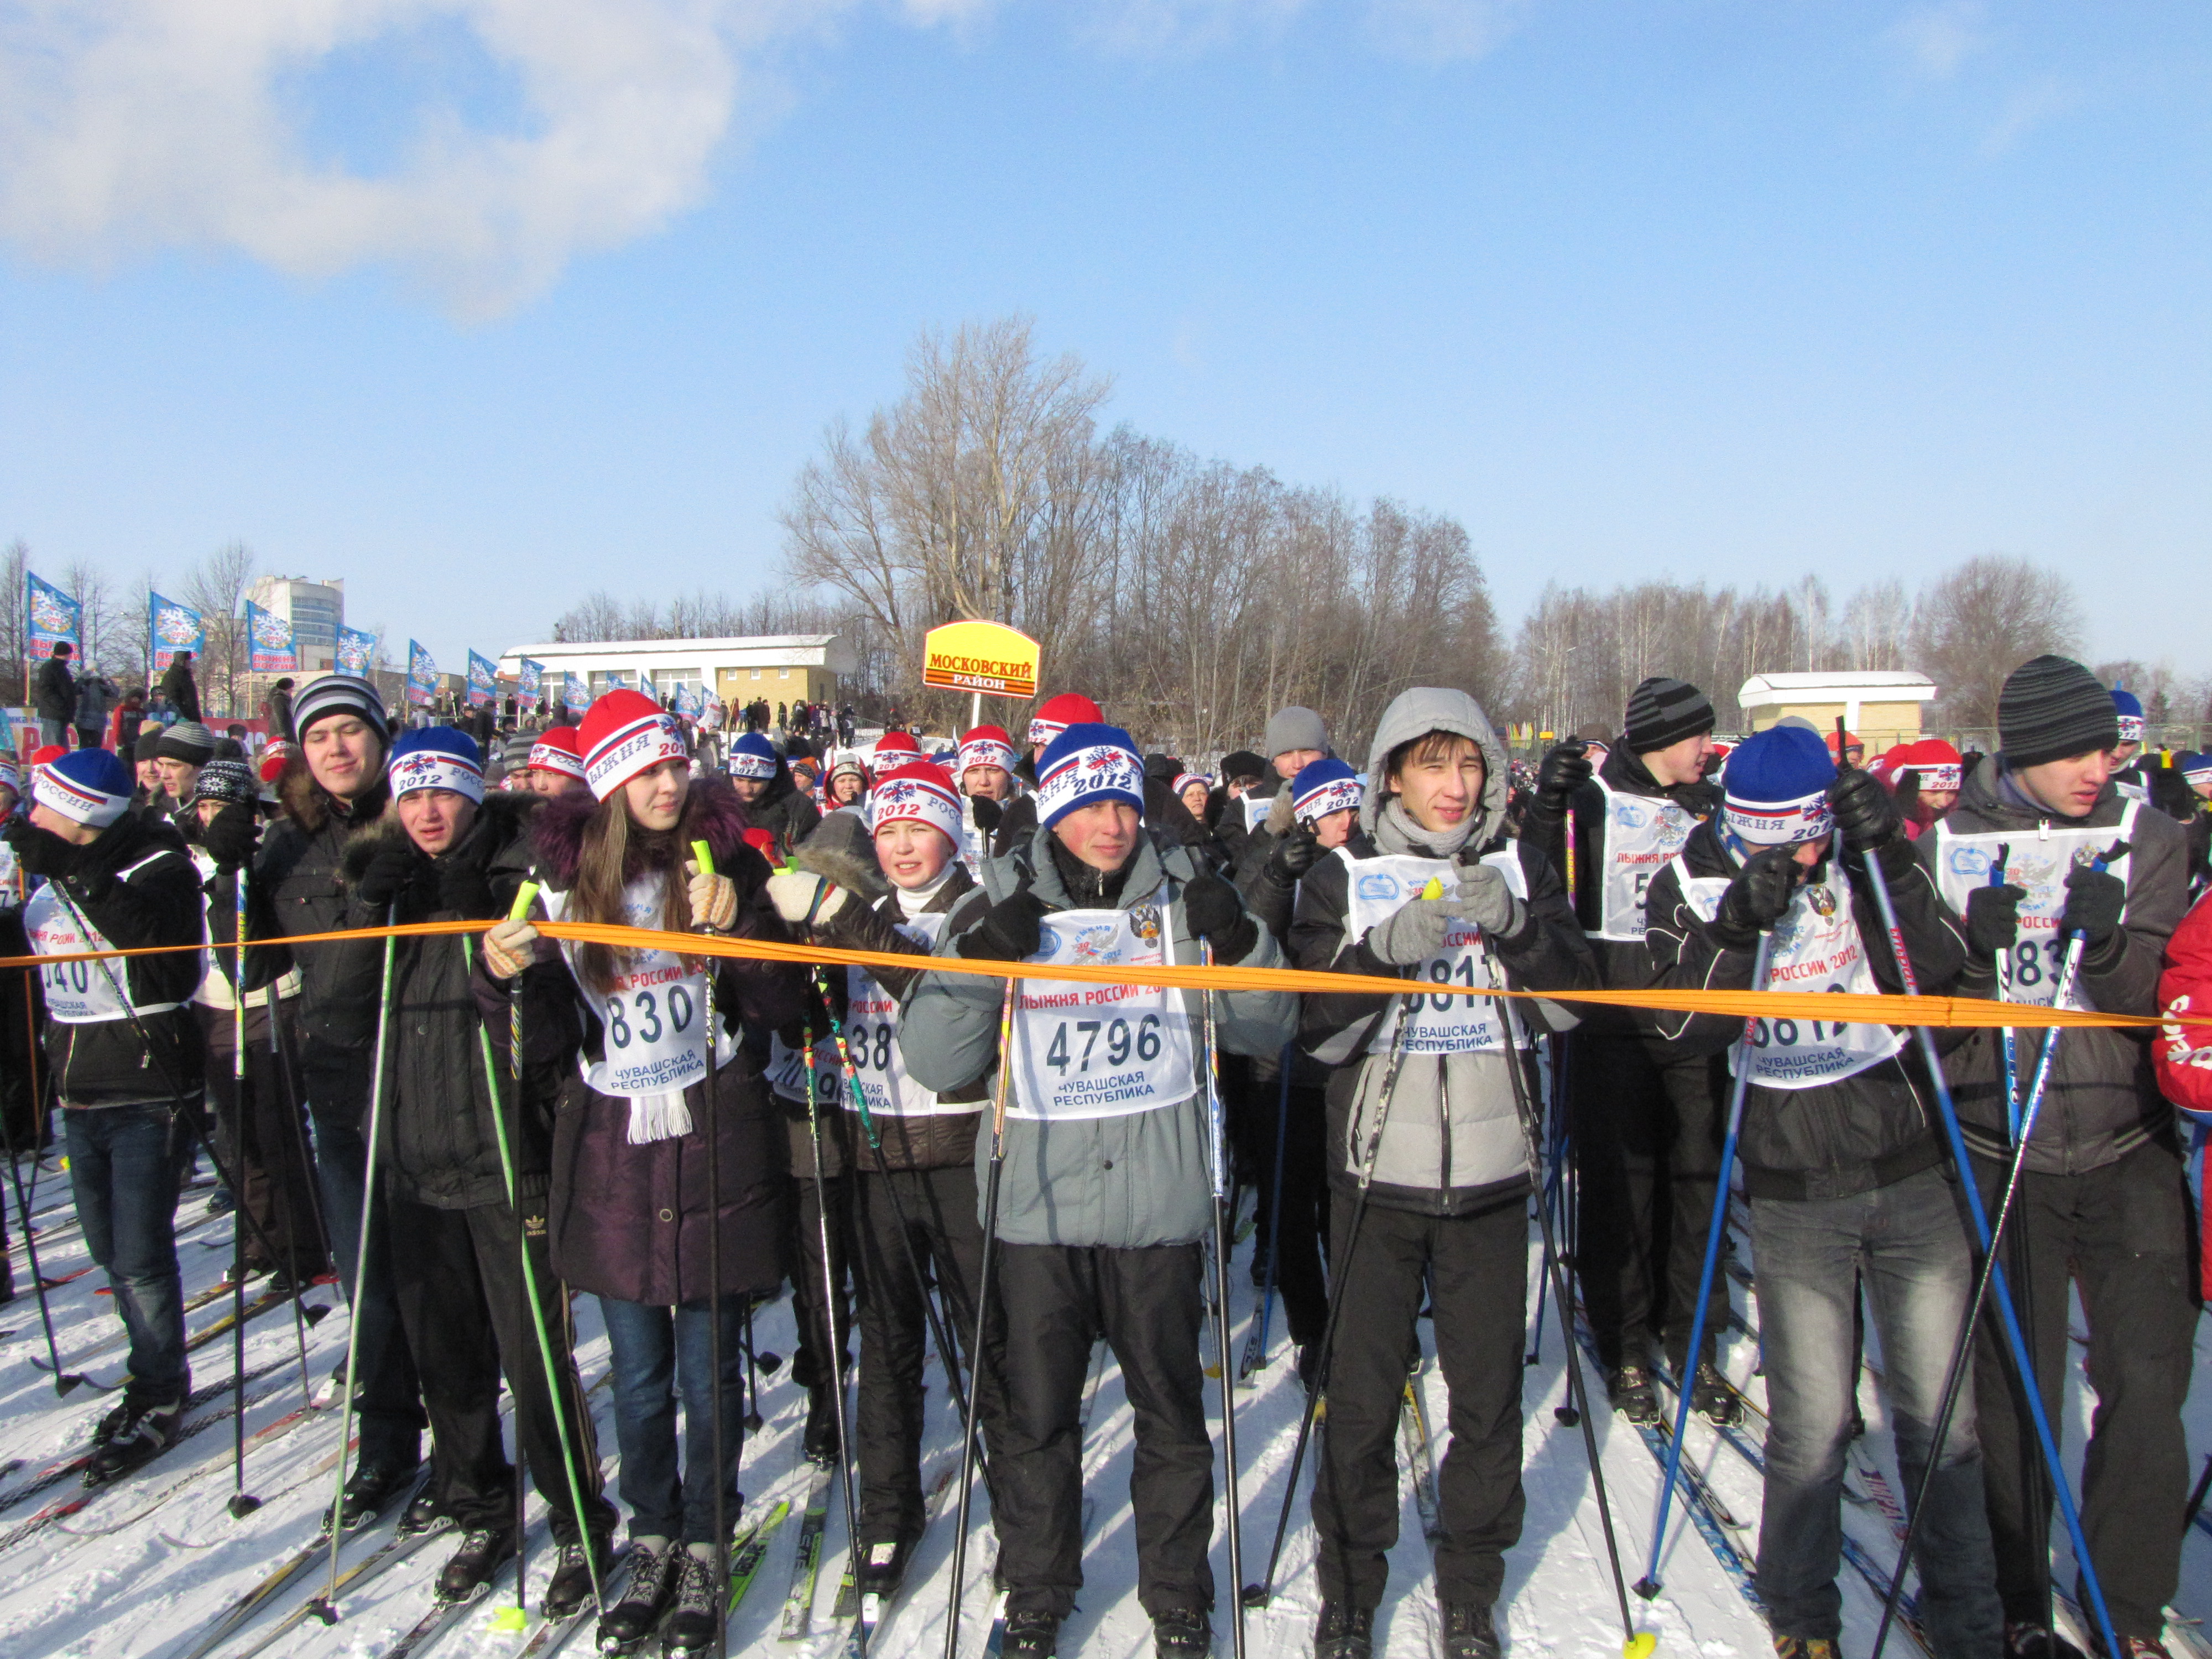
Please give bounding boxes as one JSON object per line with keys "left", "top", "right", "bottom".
{"left": 0, "top": 917, "right": 2161, "bottom": 1032}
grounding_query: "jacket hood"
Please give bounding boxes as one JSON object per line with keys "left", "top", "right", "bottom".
{"left": 527, "top": 772, "right": 752, "bottom": 889}
{"left": 340, "top": 787, "right": 539, "bottom": 884}
{"left": 1359, "top": 687, "right": 1510, "bottom": 848}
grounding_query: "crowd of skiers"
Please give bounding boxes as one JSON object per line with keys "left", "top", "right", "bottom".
{"left": 0, "top": 649, "right": 2206, "bottom": 1659}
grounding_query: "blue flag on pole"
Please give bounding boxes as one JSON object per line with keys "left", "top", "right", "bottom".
{"left": 26, "top": 573, "right": 80, "bottom": 659}
{"left": 406, "top": 641, "right": 439, "bottom": 707}
{"left": 246, "top": 601, "right": 298, "bottom": 674}
{"left": 335, "top": 625, "right": 378, "bottom": 677}
{"left": 149, "top": 592, "right": 204, "bottom": 664}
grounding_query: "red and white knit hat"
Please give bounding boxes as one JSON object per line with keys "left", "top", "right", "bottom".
{"left": 872, "top": 731, "right": 921, "bottom": 766}
{"left": 1026, "top": 693, "right": 1103, "bottom": 749}
{"left": 578, "top": 690, "right": 688, "bottom": 801}
{"left": 527, "top": 726, "right": 587, "bottom": 781}
{"left": 1888, "top": 739, "right": 1963, "bottom": 793}
{"left": 867, "top": 762, "right": 962, "bottom": 847}
{"left": 957, "top": 724, "right": 1018, "bottom": 777}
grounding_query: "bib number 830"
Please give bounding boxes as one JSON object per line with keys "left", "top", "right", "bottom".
{"left": 1045, "top": 1015, "right": 1162, "bottom": 1074}
{"left": 606, "top": 985, "right": 696, "bottom": 1050}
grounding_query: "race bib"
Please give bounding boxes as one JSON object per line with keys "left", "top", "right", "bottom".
{"left": 1008, "top": 884, "right": 1197, "bottom": 1120}
{"left": 1589, "top": 775, "right": 1700, "bottom": 941}
{"left": 1672, "top": 854, "right": 1904, "bottom": 1089}
{"left": 1933, "top": 805, "right": 2136, "bottom": 1010}
{"left": 843, "top": 913, "right": 968, "bottom": 1117}
{"left": 1340, "top": 850, "right": 1530, "bottom": 1055}
{"left": 767, "top": 1032, "right": 843, "bottom": 1106}
{"left": 546, "top": 879, "right": 732, "bottom": 1097}
{"left": 26, "top": 857, "right": 188, "bottom": 1024}
{"left": 1244, "top": 795, "right": 1270, "bottom": 834}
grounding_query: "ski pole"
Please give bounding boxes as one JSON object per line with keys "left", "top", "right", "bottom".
{"left": 1197, "top": 940, "right": 1246, "bottom": 1659}
{"left": 691, "top": 839, "right": 731, "bottom": 1659}
{"left": 311, "top": 911, "right": 398, "bottom": 1626}
{"left": 1856, "top": 843, "right": 2125, "bottom": 1659}
{"left": 1488, "top": 942, "right": 1650, "bottom": 1659}
{"left": 943, "top": 975, "right": 1016, "bottom": 1659}
{"left": 1243, "top": 990, "right": 1416, "bottom": 1609}
{"left": 801, "top": 1010, "right": 867, "bottom": 1655}
{"left": 228, "top": 864, "right": 259, "bottom": 1518}
{"left": 465, "top": 906, "right": 606, "bottom": 1623}
{"left": 1243, "top": 1041, "right": 1292, "bottom": 1383}
{"left": 1636, "top": 928, "right": 1772, "bottom": 1601}
{"left": 0, "top": 984, "right": 84, "bottom": 1396}
{"left": 1990, "top": 845, "right": 2022, "bottom": 1139}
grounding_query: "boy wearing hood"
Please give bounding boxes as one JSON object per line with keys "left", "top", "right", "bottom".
{"left": 902, "top": 723, "right": 1295, "bottom": 1659}
{"left": 1290, "top": 689, "right": 1594, "bottom": 1659}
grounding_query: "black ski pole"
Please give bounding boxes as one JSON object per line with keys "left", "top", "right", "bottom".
{"left": 1242, "top": 992, "right": 1416, "bottom": 1609}
{"left": 227, "top": 865, "right": 260, "bottom": 1517}
{"left": 2184, "top": 1452, "right": 2212, "bottom": 1537}
{"left": 690, "top": 839, "right": 730, "bottom": 1657}
{"left": 801, "top": 1014, "right": 867, "bottom": 1654}
{"left": 1195, "top": 941, "right": 1246, "bottom": 1659}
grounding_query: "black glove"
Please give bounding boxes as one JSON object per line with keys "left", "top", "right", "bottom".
{"left": 354, "top": 841, "right": 426, "bottom": 913}
{"left": 437, "top": 857, "right": 497, "bottom": 919}
{"left": 1178, "top": 870, "right": 1241, "bottom": 938}
{"left": 1710, "top": 846, "right": 1801, "bottom": 949}
{"left": 1827, "top": 766, "right": 1898, "bottom": 854}
{"left": 198, "top": 802, "right": 259, "bottom": 871}
{"left": 1963, "top": 884, "right": 2025, "bottom": 959}
{"left": 1535, "top": 741, "right": 1592, "bottom": 812}
{"left": 954, "top": 891, "right": 1051, "bottom": 961}
{"left": 970, "top": 795, "right": 1003, "bottom": 837}
{"left": 2059, "top": 862, "right": 2127, "bottom": 953}
{"left": 1265, "top": 826, "right": 1321, "bottom": 884}
{"left": 3, "top": 816, "right": 83, "bottom": 880}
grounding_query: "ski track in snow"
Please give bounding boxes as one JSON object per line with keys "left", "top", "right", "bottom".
{"left": 0, "top": 1158, "right": 2205, "bottom": 1659}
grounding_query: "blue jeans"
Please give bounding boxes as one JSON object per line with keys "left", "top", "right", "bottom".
{"left": 1749, "top": 1166, "right": 2004, "bottom": 1658}
{"left": 598, "top": 1295, "right": 748, "bottom": 1543}
{"left": 66, "top": 1104, "right": 191, "bottom": 1406}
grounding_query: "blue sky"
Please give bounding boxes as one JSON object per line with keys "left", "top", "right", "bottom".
{"left": 2, "top": 1, "right": 2207, "bottom": 677}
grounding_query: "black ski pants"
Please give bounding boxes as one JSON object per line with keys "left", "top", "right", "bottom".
{"left": 1970, "top": 1138, "right": 2201, "bottom": 1640}
{"left": 1312, "top": 1194, "right": 1527, "bottom": 1612}
{"left": 385, "top": 1190, "right": 616, "bottom": 1543}
{"left": 851, "top": 1163, "right": 1010, "bottom": 1544}
{"left": 994, "top": 1240, "right": 1213, "bottom": 1621}
{"left": 789, "top": 1172, "right": 854, "bottom": 1391}
{"left": 1246, "top": 1053, "right": 1332, "bottom": 1352}
{"left": 1569, "top": 1034, "right": 1729, "bottom": 1374}
{"left": 196, "top": 1000, "right": 327, "bottom": 1280}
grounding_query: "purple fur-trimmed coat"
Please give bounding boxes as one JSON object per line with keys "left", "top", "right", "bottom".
{"left": 530, "top": 776, "right": 806, "bottom": 1305}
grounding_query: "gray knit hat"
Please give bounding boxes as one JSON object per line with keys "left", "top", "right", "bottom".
{"left": 154, "top": 721, "right": 216, "bottom": 765}
{"left": 1998, "top": 655, "right": 2119, "bottom": 768}
{"left": 292, "top": 674, "right": 390, "bottom": 744}
{"left": 1262, "top": 705, "right": 1328, "bottom": 761}
{"left": 1623, "top": 677, "right": 1714, "bottom": 752}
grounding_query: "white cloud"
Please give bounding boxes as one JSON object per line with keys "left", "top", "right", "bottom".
{"left": 1364, "top": 0, "right": 1528, "bottom": 65}
{"left": 1887, "top": 1, "right": 1987, "bottom": 81}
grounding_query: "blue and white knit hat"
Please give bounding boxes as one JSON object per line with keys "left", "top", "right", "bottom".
{"left": 2111, "top": 687, "right": 2146, "bottom": 744}
{"left": 1035, "top": 723, "right": 1145, "bottom": 830}
{"left": 387, "top": 727, "right": 485, "bottom": 804}
{"left": 33, "top": 748, "right": 134, "bottom": 830}
{"left": 1291, "top": 757, "right": 1363, "bottom": 826}
{"left": 2180, "top": 752, "right": 2212, "bottom": 785}
{"left": 728, "top": 731, "right": 780, "bottom": 782}
{"left": 1721, "top": 726, "right": 1835, "bottom": 847}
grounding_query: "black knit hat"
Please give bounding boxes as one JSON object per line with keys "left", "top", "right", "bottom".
{"left": 155, "top": 721, "right": 217, "bottom": 766}
{"left": 1221, "top": 750, "right": 1266, "bottom": 784}
{"left": 190, "top": 759, "right": 259, "bottom": 807}
{"left": 1624, "top": 677, "right": 1715, "bottom": 752}
{"left": 133, "top": 729, "right": 165, "bottom": 763}
{"left": 1999, "top": 655, "right": 2119, "bottom": 768}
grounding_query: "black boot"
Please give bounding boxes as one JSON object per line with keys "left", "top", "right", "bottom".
{"left": 86, "top": 1400, "right": 180, "bottom": 1483}
{"left": 399, "top": 1488, "right": 450, "bottom": 1536}
{"left": 1313, "top": 1603, "right": 1373, "bottom": 1659}
{"left": 858, "top": 1536, "right": 916, "bottom": 1601}
{"left": 1608, "top": 1365, "right": 1658, "bottom": 1425}
{"left": 1441, "top": 1603, "right": 1500, "bottom": 1659}
{"left": 662, "top": 1546, "right": 724, "bottom": 1652}
{"left": 324, "top": 1461, "right": 420, "bottom": 1533}
{"left": 436, "top": 1527, "right": 516, "bottom": 1601}
{"left": 544, "top": 1533, "right": 612, "bottom": 1619}
{"left": 802, "top": 1383, "right": 841, "bottom": 1464}
{"left": 1689, "top": 1363, "right": 1741, "bottom": 1427}
{"left": 2004, "top": 1623, "right": 2089, "bottom": 1659}
{"left": 596, "top": 1536, "right": 680, "bottom": 1651}
{"left": 1154, "top": 1607, "right": 1211, "bottom": 1657}
{"left": 1003, "top": 1611, "right": 1062, "bottom": 1658}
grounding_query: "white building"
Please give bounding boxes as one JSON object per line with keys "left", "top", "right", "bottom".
{"left": 496, "top": 634, "right": 858, "bottom": 710}
{"left": 246, "top": 576, "right": 345, "bottom": 672}
{"left": 1738, "top": 670, "right": 1938, "bottom": 749}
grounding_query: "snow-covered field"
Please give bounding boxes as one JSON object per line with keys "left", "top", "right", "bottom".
{"left": 1, "top": 1155, "right": 2205, "bottom": 1659}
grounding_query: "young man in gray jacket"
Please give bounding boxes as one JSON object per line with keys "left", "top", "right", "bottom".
{"left": 1919, "top": 654, "right": 2194, "bottom": 1658}
{"left": 1290, "top": 688, "right": 1595, "bottom": 1659}
{"left": 902, "top": 722, "right": 1296, "bottom": 1659}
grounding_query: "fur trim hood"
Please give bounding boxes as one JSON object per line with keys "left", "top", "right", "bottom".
{"left": 278, "top": 752, "right": 391, "bottom": 839}
{"left": 526, "top": 773, "right": 752, "bottom": 890}
{"left": 338, "top": 788, "right": 540, "bottom": 885}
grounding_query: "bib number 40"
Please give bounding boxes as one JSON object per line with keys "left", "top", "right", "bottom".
{"left": 1044, "top": 1014, "right": 1162, "bottom": 1075}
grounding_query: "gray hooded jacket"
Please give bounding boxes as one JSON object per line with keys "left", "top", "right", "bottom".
{"left": 1291, "top": 688, "right": 1594, "bottom": 1216}
{"left": 901, "top": 826, "right": 1297, "bottom": 1249}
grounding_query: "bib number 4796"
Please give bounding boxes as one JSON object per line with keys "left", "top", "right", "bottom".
{"left": 1044, "top": 1014, "right": 1163, "bottom": 1075}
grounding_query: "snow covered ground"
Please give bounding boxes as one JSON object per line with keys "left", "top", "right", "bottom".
{"left": 0, "top": 1153, "right": 2206, "bottom": 1659}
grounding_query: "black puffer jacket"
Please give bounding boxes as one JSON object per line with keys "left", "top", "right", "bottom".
{"left": 1645, "top": 821, "right": 1964, "bottom": 1201}
{"left": 255, "top": 763, "right": 395, "bottom": 1051}
{"left": 338, "top": 793, "right": 565, "bottom": 1209}
{"left": 25, "top": 811, "right": 205, "bottom": 1107}
{"left": 745, "top": 764, "right": 821, "bottom": 857}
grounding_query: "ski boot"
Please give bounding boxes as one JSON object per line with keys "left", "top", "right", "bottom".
{"left": 1002, "top": 1611, "right": 1062, "bottom": 1658}
{"left": 1689, "top": 1362, "right": 1742, "bottom": 1427}
{"left": 86, "top": 1399, "right": 179, "bottom": 1483}
{"left": 1608, "top": 1364, "right": 1658, "bottom": 1425}
{"left": 435, "top": 1526, "right": 515, "bottom": 1600}
{"left": 1313, "top": 1603, "right": 1373, "bottom": 1659}
{"left": 597, "top": 1536, "right": 680, "bottom": 1652}
{"left": 1442, "top": 1603, "right": 1501, "bottom": 1659}
{"left": 1153, "top": 1607, "right": 1210, "bottom": 1657}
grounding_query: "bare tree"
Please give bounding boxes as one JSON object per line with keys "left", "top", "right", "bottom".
{"left": 1, "top": 539, "right": 28, "bottom": 704}
{"left": 1913, "top": 555, "right": 2084, "bottom": 729}
{"left": 182, "top": 542, "right": 258, "bottom": 721}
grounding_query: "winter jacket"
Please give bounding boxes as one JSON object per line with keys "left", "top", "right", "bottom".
{"left": 1916, "top": 754, "right": 2189, "bottom": 1176}
{"left": 1519, "top": 744, "right": 1719, "bottom": 1039}
{"left": 74, "top": 674, "right": 117, "bottom": 733}
{"left": 1292, "top": 688, "right": 1595, "bottom": 1219}
{"left": 745, "top": 763, "right": 822, "bottom": 858}
{"left": 1646, "top": 820, "right": 1964, "bottom": 1201}
{"left": 159, "top": 661, "right": 200, "bottom": 722}
{"left": 33, "top": 656, "right": 75, "bottom": 723}
{"left": 254, "top": 762, "right": 396, "bottom": 1052}
{"left": 329, "top": 792, "right": 554, "bottom": 1209}
{"left": 903, "top": 826, "right": 1297, "bottom": 1250}
{"left": 23, "top": 811, "right": 205, "bottom": 1108}
{"left": 2151, "top": 886, "right": 2212, "bottom": 1299}
{"left": 526, "top": 778, "right": 804, "bottom": 1305}
{"left": 264, "top": 687, "right": 294, "bottom": 743}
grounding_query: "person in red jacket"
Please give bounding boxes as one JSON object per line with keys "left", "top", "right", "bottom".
{"left": 2152, "top": 888, "right": 2212, "bottom": 1304}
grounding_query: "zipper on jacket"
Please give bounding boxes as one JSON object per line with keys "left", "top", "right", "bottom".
{"left": 1435, "top": 1053, "right": 1453, "bottom": 1215}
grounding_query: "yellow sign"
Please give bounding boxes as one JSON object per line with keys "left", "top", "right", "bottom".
{"left": 923, "top": 620, "right": 1040, "bottom": 700}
